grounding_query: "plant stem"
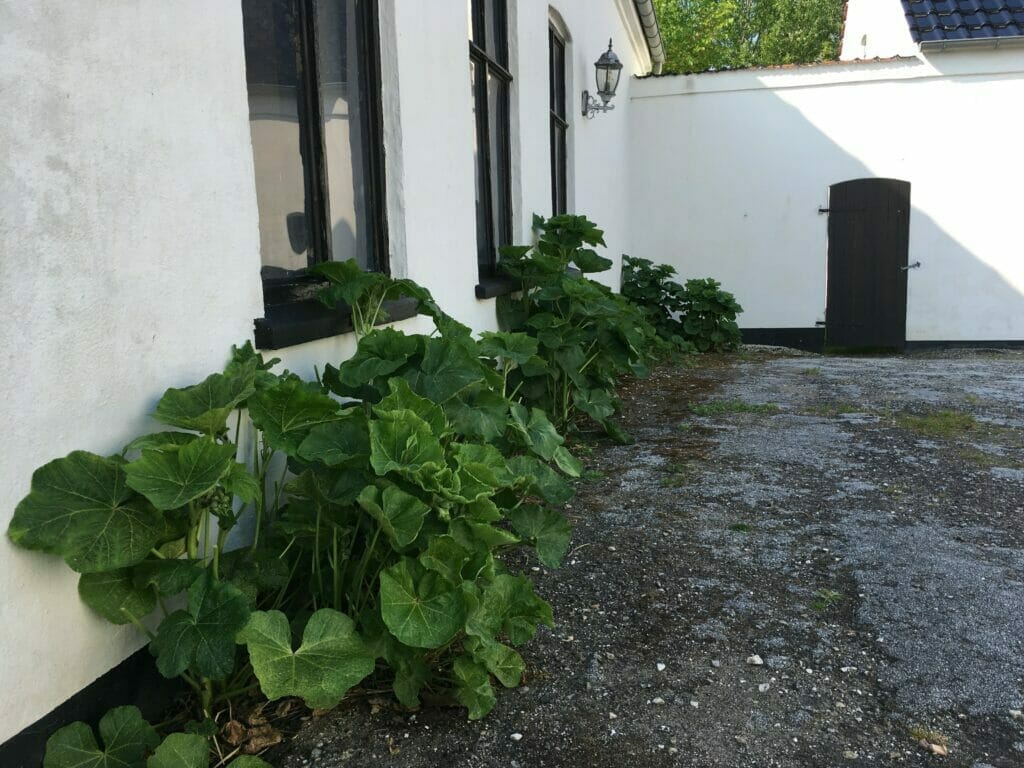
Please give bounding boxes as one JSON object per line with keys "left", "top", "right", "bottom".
{"left": 201, "top": 678, "right": 214, "bottom": 719}
{"left": 333, "top": 528, "right": 341, "bottom": 612}
{"left": 122, "top": 610, "right": 157, "bottom": 642}
{"left": 186, "top": 502, "right": 199, "bottom": 561}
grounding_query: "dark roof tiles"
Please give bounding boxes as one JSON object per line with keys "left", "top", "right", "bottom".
{"left": 902, "top": 0, "right": 1024, "bottom": 40}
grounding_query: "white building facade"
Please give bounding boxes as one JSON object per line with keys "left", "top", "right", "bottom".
{"left": 0, "top": 0, "right": 661, "bottom": 752}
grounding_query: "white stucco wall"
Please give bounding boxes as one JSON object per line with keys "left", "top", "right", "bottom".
{"left": 0, "top": 0, "right": 656, "bottom": 745}
{"left": 840, "top": 0, "right": 918, "bottom": 60}
{"left": 0, "top": 0, "right": 263, "bottom": 743}
{"left": 629, "top": 51, "right": 1024, "bottom": 341}
{"left": 511, "top": 0, "right": 651, "bottom": 291}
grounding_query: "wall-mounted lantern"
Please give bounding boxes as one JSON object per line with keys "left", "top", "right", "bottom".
{"left": 582, "top": 39, "right": 623, "bottom": 118}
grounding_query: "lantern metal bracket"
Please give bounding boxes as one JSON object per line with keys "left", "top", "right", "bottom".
{"left": 582, "top": 91, "right": 615, "bottom": 118}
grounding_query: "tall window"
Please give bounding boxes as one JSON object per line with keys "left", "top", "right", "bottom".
{"left": 549, "top": 25, "right": 568, "bottom": 216}
{"left": 469, "top": 0, "right": 513, "bottom": 281}
{"left": 242, "top": 0, "right": 387, "bottom": 346}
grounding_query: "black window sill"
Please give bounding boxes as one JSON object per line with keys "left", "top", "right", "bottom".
{"left": 475, "top": 275, "right": 520, "bottom": 299}
{"left": 474, "top": 267, "right": 583, "bottom": 300}
{"left": 254, "top": 296, "right": 419, "bottom": 350}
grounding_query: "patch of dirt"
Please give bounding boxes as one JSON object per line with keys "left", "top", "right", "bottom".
{"left": 271, "top": 349, "right": 1024, "bottom": 768}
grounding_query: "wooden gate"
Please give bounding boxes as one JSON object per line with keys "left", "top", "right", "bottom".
{"left": 825, "top": 178, "right": 911, "bottom": 350}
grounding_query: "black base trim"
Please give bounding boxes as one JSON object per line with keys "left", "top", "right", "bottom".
{"left": 254, "top": 296, "right": 419, "bottom": 350}
{"left": 741, "top": 327, "right": 825, "bottom": 353}
{"left": 904, "top": 339, "right": 1024, "bottom": 350}
{"left": 0, "top": 648, "right": 184, "bottom": 768}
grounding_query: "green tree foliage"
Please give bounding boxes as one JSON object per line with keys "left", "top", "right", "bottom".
{"left": 653, "top": 0, "right": 844, "bottom": 73}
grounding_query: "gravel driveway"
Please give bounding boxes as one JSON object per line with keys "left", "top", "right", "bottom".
{"left": 274, "top": 349, "right": 1024, "bottom": 768}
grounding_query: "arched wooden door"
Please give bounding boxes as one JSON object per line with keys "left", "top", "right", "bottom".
{"left": 825, "top": 178, "right": 911, "bottom": 350}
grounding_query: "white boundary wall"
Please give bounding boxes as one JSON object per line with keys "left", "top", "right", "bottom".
{"left": 0, "top": 0, "right": 649, "bottom": 744}
{"left": 628, "top": 51, "right": 1024, "bottom": 341}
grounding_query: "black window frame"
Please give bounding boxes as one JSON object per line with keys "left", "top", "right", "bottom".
{"left": 248, "top": 0, "right": 402, "bottom": 349}
{"left": 549, "top": 25, "right": 568, "bottom": 216}
{"left": 469, "top": 0, "right": 515, "bottom": 295}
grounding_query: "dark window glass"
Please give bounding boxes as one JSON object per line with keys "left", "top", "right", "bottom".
{"left": 549, "top": 26, "right": 568, "bottom": 216}
{"left": 469, "top": 0, "right": 512, "bottom": 280}
{"left": 242, "top": 0, "right": 386, "bottom": 299}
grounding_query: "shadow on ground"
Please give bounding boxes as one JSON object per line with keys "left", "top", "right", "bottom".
{"left": 273, "top": 348, "right": 1024, "bottom": 768}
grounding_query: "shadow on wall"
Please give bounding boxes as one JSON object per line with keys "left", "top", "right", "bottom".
{"left": 628, "top": 60, "right": 1024, "bottom": 343}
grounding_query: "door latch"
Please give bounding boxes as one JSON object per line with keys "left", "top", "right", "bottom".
{"left": 900, "top": 261, "right": 921, "bottom": 271}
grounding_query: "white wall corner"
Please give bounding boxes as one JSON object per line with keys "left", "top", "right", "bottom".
{"left": 840, "top": 0, "right": 919, "bottom": 60}
{"left": 377, "top": 0, "right": 408, "bottom": 279}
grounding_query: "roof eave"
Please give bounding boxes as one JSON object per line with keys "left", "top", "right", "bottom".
{"left": 632, "top": 0, "right": 666, "bottom": 74}
{"left": 919, "top": 35, "right": 1024, "bottom": 52}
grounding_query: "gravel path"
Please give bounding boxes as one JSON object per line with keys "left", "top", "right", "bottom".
{"left": 273, "top": 350, "right": 1024, "bottom": 768}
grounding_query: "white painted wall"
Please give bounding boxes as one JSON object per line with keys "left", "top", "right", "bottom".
{"left": 513, "top": 0, "right": 651, "bottom": 291}
{"left": 0, "top": 0, "right": 656, "bottom": 745}
{"left": 840, "top": 0, "right": 918, "bottom": 60}
{"left": 629, "top": 51, "right": 1024, "bottom": 341}
{"left": 0, "top": 0, "right": 263, "bottom": 743}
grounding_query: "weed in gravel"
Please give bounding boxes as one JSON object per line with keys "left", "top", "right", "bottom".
{"left": 728, "top": 523, "right": 753, "bottom": 533}
{"left": 660, "top": 462, "right": 692, "bottom": 487}
{"left": 811, "top": 588, "right": 844, "bottom": 612}
{"left": 805, "top": 401, "right": 860, "bottom": 418}
{"left": 800, "top": 367, "right": 822, "bottom": 376}
{"left": 691, "top": 400, "right": 781, "bottom": 416}
{"left": 897, "top": 410, "right": 976, "bottom": 438}
{"left": 582, "top": 469, "right": 606, "bottom": 481}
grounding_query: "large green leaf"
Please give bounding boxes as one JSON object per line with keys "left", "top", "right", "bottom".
{"left": 248, "top": 377, "right": 341, "bottom": 454}
{"left": 510, "top": 505, "right": 571, "bottom": 567}
{"left": 379, "top": 559, "right": 465, "bottom": 648}
{"left": 419, "top": 534, "right": 471, "bottom": 584}
{"left": 357, "top": 485, "right": 429, "bottom": 549}
{"left": 124, "top": 439, "right": 236, "bottom": 511}
{"left": 311, "top": 258, "right": 383, "bottom": 306}
{"left": 146, "top": 733, "right": 207, "bottom": 768}
{"left": 385, "top": 640, "right": 432, "bottom": 709}
{"left": 478, "top": 332, "right": 539, "bottom": 366}
{"left": 551, "top": 446, "right": 582, "bottom": 478}
{"left": 151, "top": 573, "right": 249, "bottom": 680}
{"left": 8, "top": 451, "right": 164, "bottom": 573}
{"left": 507, "top": 455, "right": 574, "bottom": 505}
{"left": 43, "top": 706, "right": 159, "bottom": 768}
{"left": 132, "top": 559, "right": 204, "bottom": 597}
{"left": 79, "top": 569, "right": 157, "bottom": 625}
{"left": 374, "top": 378, "right": 447, "bottom": 437}
{"left": 466, "top": 573, "right": 553, "bottom": 646}
{"left": 404, "top": 337, "right": 488, "bottom": 403}
{"left": 446, "top": 390, "right": 509, "bottom": 442}
{"left": 238, "top": 609, "right": 375, "bottom": 710}
{"left": 572, "top": 387, "right": 617, "bottom": 423}
{"left": 333, "top": 328, "right": 421, "bottom": 392}
{"left": 297, "top": 407, "right": 370, "bottom": 467}
{"left": 466, "top": 636, "right": 525, "bottom": 688}
{"left": 123, "top": 432, "right": 198, "bottom": 455}
{"left": 221, "top": 462, "right": 260, "bottom": 504}
{"left": 154, "top": 370, "right": 254, "bottom": 436}
{"left": 452, "top": 655, "right": 496, "bottom": 720}
{"left": 368, "top": 409, "right": 445, "bottom": 476}
{"left": 509, "top": 405, "right": 564, "bottom": 461}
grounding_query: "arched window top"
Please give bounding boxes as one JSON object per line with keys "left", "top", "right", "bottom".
{"left": 548, "top": 6, "right": 571, "bottom": 41}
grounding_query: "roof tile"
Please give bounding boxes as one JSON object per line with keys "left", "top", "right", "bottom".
{"left": 903, "top": 0, "right": 1024, "bottom": 40}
